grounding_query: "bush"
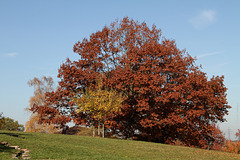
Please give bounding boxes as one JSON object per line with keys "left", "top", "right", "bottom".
{"left": 0, "top": 114, "right": 24, "bottom": 131}
{"left": 0, "top": 113, "right": 4, "bottom": 128}
{"left": 221, "top": 129, "right": 240, "bottom": 154}
{"left": 222, "top": 140, "right": 240, "bottom": 154}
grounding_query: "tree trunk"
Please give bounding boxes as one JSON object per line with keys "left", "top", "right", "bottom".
{"left": 102, "top": 123, "right": 105, "bottom": 138}
{"left": 92, "top": 126, "right": 95, "bottom": 137}
{"left": 98, "top": 121, "right": 100, "bottom": 136}
{"left": 61, "top": 125, "right": 68, "bottom": 134}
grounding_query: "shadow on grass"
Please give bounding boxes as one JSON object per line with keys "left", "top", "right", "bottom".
{"left": 0, "top": 144, "right": 16, "bottom": 153}
{"left": 0, "top": 132, "right": 32, "bottom": 139}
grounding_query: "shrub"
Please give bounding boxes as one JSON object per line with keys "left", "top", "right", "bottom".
{"left": 0, "top": 115, "right": 24, "bottom": 131}
{"left": 222, "top": 140, "right": 240, "bottom": 154}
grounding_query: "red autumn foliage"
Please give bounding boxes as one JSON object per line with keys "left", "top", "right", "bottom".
{"left": 162, "top": 124, "right": 225, "bottom": 150}
{"left": 29, "top": 17, "right": 231, "bottom": 147}
{"left": 223, "top": 140, "right": 240, "bottom": 154}
{"left": 210, "top": 124, "right": 225, "bottom": 151}
{"left": 221, "top": 130, "right": 240, "bottom": 154}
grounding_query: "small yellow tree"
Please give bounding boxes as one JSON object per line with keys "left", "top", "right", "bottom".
{"left": 73, "top": 80, "right": 123, "bottom": 137}
{"left": 25, "top": 113, "right": 58, "bottom": 134}
{"left": 26, "top": 76, "right": 58, "bottom": 133}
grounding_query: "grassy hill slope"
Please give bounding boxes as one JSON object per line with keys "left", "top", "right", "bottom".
{"left": 0, "top": 130, "right": 240, "bottom": 160}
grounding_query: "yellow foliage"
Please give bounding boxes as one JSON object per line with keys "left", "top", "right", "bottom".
{"left": 73, "top": 79, "right": 124, "bottom": 137}
{"left": 73, "top": 80, "right": 123, "bottom": 121}
{"left": 27, "top": 76, "right": 53, "bottom": 111}
{"left": 25, "top": 113, "right": 58, "bottom": 134}
{"left": 26, "top": 76, "right": 58, "bottom": 134}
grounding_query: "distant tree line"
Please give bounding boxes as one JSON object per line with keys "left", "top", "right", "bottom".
{"left": 0, "top": 113, "right": 24, "bottom": 131}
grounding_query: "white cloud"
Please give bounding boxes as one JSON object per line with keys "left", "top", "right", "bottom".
{"left": 3, "top": 52, "right": 18, "bottom": 58}
{"left": 190, "top": 10, "right": 217, "bottom": 30}
{"left": 197, "top": 51, "right": 222, "bottom": 59}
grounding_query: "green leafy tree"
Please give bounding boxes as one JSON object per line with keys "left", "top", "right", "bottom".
{"left": 0, "top": 113, "right": 5, "bottom": 129}
{"left": 0, "top": 115, "right": 24, "bottom": 131}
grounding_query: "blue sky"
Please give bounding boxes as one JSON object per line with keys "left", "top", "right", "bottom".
{"left": 0, "top": 0, "right": 239, "bottom": 139}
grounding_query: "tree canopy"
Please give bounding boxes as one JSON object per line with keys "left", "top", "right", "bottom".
{"left": 0, "top": 113, "right": 5, "bottom": 129}
{"left": 29, "top": 17, "right": 230, "bottom": 148}
{"left": 0, "top": 113, "right": 24, "bottom": 131}
{"left": 72, "top": 78, "right": 124, "bottom": 137}
{"left": 73, "top": 78, "right": 123, "bottom": 120}
{"left": 26, "top": 76, "right": 59, "bottom": 133}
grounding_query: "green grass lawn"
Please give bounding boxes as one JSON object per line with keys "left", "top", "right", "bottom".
{"left": 0, "top": 130, "right": 240, "bottom": 160}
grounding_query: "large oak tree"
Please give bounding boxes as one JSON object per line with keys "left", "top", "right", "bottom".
{"left": 30, "top": 17, "right": 230, "bottom": 148}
